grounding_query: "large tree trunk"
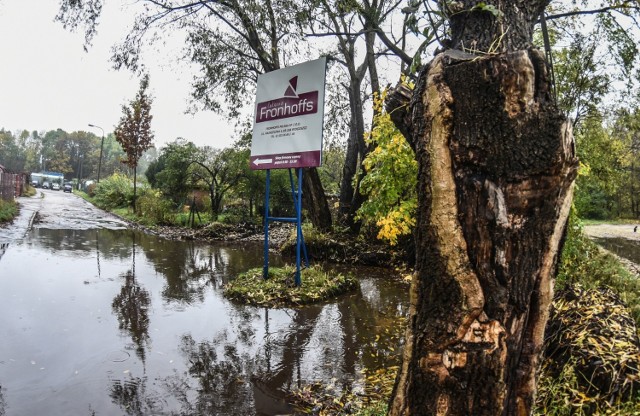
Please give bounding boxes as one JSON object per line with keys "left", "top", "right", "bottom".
{"left": 339, "top": 77, "right": 366, "bottom": 227}
{"left": 303, "top": 167, "right": 332, "bottom": 231}
{"left": 387, "top": 48, "right": 578, "bottom": 415}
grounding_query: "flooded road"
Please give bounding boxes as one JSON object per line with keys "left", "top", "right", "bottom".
{"left": 584, "top": 223, "right": 640, "bottom": 275}
{"left": 0, "top": 192, "right": 409, "bottom": 415}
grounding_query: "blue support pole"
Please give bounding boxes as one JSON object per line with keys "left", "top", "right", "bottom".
{"left": 288, "top": 169, "right": 309, "bottom": 268}
{"left": 295, "top": 168, "right": 303, "bottom": 286}
{"left": 262, "top": 168, "right": 308, "bottom": 285}
{"left": 263, "top": 169, "right": 271, "bottom": 279}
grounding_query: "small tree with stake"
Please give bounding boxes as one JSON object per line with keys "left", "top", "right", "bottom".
{"left": 114, "top": 74, "right": 154, "bottom": 210}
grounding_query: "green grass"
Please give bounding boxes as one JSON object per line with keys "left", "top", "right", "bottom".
{"left": 355, "top": 402, "right": 388, "bottom": 416}
{"left": 0, "top": 199, "right": 18, "bottom": 223}
{"left": 581, "top": 218, "right": 639, "bottom": 225}
{"left": 224, "top": 264, "right": 358, "bottom": 307}
{"left": 23, "top": 186, "right": 37, "bottom": 197}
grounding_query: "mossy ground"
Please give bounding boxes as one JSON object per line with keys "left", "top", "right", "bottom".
{"left": 224, "top": 264, "right": 358, "bottom": 307}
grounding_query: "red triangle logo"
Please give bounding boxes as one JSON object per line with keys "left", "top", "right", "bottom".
{"left": 284, "top": 85, "right": 297, "bottom": 97}
{"left": 283, "top": 76, "right": 298, "bottom": 97}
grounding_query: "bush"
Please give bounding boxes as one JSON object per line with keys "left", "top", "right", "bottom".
{"left": 0, "top": 199, "right": 18, "bottom": 222}
{"left": 92, "top": 173, "right": 134, "bottom": 210}
{"left": 220, "top": 202, "right": 251, "bottom": 224}
{"left": 86, "top": 182, "right": 97, "bottom": 197}
{"left": 135, "top": 189, "right": 174, "bottom": 225}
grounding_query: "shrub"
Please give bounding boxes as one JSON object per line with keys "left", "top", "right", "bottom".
{"left": 0, "top": 199, "right": 18, "bottom": 222}
{"left": 220, "top": 202, "right": 250, "bottom": 224}
{"left": 86, "top": 182, "right": 97, "bottom": 197}
{"left": 92, "top": 173, "right": 134, "bottom": 210}
{"left": 135, "top": 189, "right": 174, "bottom": 225}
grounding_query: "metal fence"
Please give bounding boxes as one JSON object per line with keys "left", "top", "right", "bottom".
{"left": 0, "top": 166, "right": 26, "bottom": 202}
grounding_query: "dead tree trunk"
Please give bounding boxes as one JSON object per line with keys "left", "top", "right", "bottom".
{"left": 387, "top": 48, "right": 578, "bottom": 415}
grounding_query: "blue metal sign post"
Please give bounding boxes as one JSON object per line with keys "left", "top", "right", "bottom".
{"left": 252, "top": 58, "right": 326, "bottom": 287}
{"left": 263, "top": 168, "right": 309, "bottom": 286}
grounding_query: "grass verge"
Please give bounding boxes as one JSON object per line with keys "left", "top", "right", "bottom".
{"left": 0, "top": 199, "right": 18, "bottom": 223}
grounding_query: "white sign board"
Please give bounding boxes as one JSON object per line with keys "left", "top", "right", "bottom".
{"left": 250, "top": 57, "right": 327, "bottom": 170}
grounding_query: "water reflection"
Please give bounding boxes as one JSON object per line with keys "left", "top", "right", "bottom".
{"left": 0, "top": 384, "right": 6, "bottom": 416}
{"left": 179, "top": 334, "right": 257, "bottom": 414}
{"left": 112, "top": 269, "right": 151, "bottom": 362}
{"left": 111, "top": 234, "right": 151, "bottom": 362}
{"left": 109, "top": 375, "right": 162, "bottom": 416}
{"left": 0, "top": 227, "right": 409, "bottom": 415}
{"left": 593, "top": 237, "right": 640, "bottom": 265}
{"left": 0, "top": 242, "right": 8, "bottom": 262}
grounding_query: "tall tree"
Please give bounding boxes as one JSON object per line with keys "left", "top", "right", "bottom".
{"left": 114, "top": 74, "right": 154, "bottom": 209}
{"left": 189, "top": 147, "right": 244, "bottom": 220}
{"left": 310, "top": 0, "right": 403, "bottom": 231}
{"left": 573, "top": 114, "right": 626, "bottom": 219}
{"left": 611, "top": 106, "right": 640, "bottom": 219}
{"left": 0, "top": 129, "right": 21, "bottom": 171}
{"left": 147, "top": 138, "right": 199, "bottom": 205}
{"left": 386, "top": 1, "right": 579, "bottom": 414}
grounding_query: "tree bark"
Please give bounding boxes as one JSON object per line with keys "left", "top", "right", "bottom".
{"left": 339, "top": 77, "right": 366, "bottom": 226}
{"left": 388, "top": 48, "right": 578, "bottom": 415}
{"left": 303, "top": 167, "right": 332, "bottom": 231}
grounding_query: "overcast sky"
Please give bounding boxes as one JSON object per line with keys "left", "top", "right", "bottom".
{"left": 0, "top": 0, "right": 237, "bottom": 150}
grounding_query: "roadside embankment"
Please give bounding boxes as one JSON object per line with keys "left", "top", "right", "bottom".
{"left": 583, "top": 223, "right": 640, "bottom": 277}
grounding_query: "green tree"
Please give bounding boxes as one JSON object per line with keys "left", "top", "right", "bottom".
{"left": 611, "top": 106, "right": 640, "bottom": 218}
{"left": 317, "top": 143, "right": 344, "bottom": 196}
{"left": 114, "top": 74, "right": 154, "bottom": 209}
{"left": 98, "top": 133, "right": 128, "bottom": 179}
{"left": 552, "top": 31, "right": 611, "bottom": 128}
{"left": 148, "top": 138, "right": 199, "bottom": 205}
{"left": 356, "top": 90, "right": 417, "bottom": 246}
{"left": 23, "top": 131, "right": 43, "bottom": 173}
{"left": 39, "top": 129, "right": 74, "bottom": 175}
{"left": 0, "top": 129, "right": 20, "bottom": 171}
{"left": 189, "top": 147, "right": 244, "bottom": 220}
{"left": 573, "top": 114, "right": 626, "bottom": 219}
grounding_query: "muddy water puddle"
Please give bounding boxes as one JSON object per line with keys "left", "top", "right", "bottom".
{"left": 0, "top": 228, "right": 408, "bottom": 415}
{"left": 593, "top": 237, "right": 640, "bottom": 266}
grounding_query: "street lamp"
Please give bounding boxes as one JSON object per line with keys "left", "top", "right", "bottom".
{"left": 88, "top": 123, "right": 105, "bottom": 183}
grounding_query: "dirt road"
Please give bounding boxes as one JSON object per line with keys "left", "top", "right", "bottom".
{"left": 583, "top": 223, "right": 640, "bottom": 241}
{"left": 583, "top": 223, "right": 640, "bottom": 276}
{"left": 0, "top": 189, "right": 127, "bottom": 244}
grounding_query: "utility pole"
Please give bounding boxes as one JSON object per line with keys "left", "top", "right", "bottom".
{"left": 88, "top": 124, "right": 105, "bottom": 183}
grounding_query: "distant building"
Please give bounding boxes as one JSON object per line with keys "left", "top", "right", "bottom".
{"left": 31, "top": 171, "right": 64, "bottom": 188}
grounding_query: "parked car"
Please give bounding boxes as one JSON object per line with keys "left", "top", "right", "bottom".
{"left": 42, "top": 181, "right": 50, "bottom": 189}
{"left": 63, "top": 183, "right": 73, "bottom": 193}
{"left": 52, "top": 183, "right": 61, "bottom": 191}
{"left": 31, "top": 180, "right": 39, "bottom": 188}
